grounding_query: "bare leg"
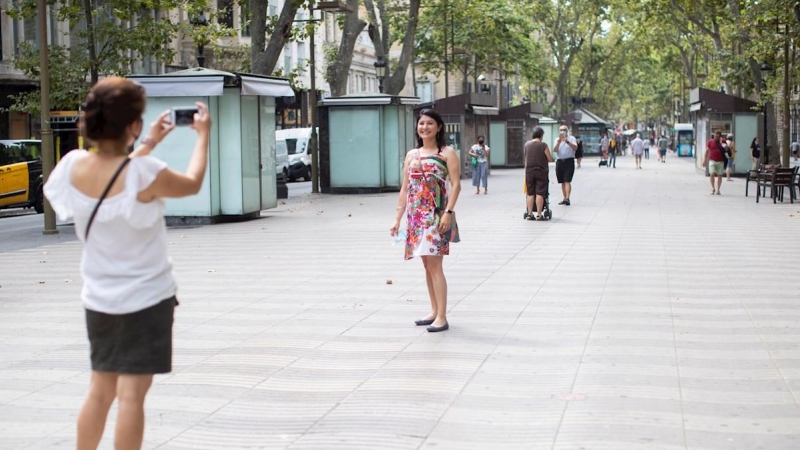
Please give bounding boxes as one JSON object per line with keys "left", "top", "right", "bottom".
{"left": 564, "top": 182, "right": 571, "bottom": 201}
{"left": 526, "top": 194, "right": 535, "bottom": 216}
{"left": 114, "top": 374, "right": 153, "bottom": 450}
{"left": 710, "top": 174, "right": 716, "bottom": 193}
{"left": 561, "top": 183, "right": 567, "bottom": 200}
{"left": 425, "top": 256, "right": 448, "bottom": 327}
{"left": 420, "top": 258, "right": 437, "bottom": 320}
{"left": 536, "top": 195, "right": 544, "bottom": 216}
{"left": 716, "top": 175, "right": 722, "bottom": 193}
{"left": 77, "top": 371, "right": 118, "bottom": 450}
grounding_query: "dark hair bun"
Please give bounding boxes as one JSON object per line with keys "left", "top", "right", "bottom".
{"left": 81, "top": 77, "right": 146, "bottom": 141}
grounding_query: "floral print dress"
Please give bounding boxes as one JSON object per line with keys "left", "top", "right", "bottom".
{"left": 405, "top": 149, "right": 450, "bottom": 260}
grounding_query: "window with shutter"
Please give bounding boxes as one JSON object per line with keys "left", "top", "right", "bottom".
{"left": 240, "top": 1, "right": 251, "bottom": 37}
{"left": 283, "top": 44, "right": 292, "bottom": 72}
{"left": 217, "top": 0, "right": 234, "bottom": 28}
{"left": 23, "top": 18, "right": 37, "bottom": 46}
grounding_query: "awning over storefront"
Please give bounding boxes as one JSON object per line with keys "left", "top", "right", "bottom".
{"left": 135, "top": 75, "right": 225, "bottom": 97}
{"left": 240, "top": 76, "right": 295, "bottom": 97}
{"left": 130, "top": 68, "right": 293, "bottom": 98}
{"left": 471, "top": 106, "right": 499, "bottom": 115}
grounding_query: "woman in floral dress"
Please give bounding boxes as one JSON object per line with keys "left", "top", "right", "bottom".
{"left": 390, "top": 109, "right": 461, "bottom": 332}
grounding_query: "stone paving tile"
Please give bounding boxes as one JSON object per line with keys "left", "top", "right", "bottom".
{"left": 3, "top": 156, "right": 800, "bottom": 448}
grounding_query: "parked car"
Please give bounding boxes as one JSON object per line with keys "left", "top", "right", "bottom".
{"left": 275, "top": 138, "right": 289, "bottom": 181}
{"left": 0, "top": 140, "right": 44, "bottom": 213}
{"left": 276, "top": 127, "right": 314, "bottom": 182}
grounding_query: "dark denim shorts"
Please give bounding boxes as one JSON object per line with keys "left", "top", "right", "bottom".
{"left": 85, "top": 297, "right": 177, "bottom": 374}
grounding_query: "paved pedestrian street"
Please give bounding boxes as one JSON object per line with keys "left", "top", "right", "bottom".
{"left": 1, "top": 155, "right": 799, "bottom": 450}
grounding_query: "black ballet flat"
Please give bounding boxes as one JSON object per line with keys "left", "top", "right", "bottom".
{"left": 415, "top": 318, "right": 435, "bottom": 326}
{"left": 426, "top": 323, "right": 449, "bottom": 332}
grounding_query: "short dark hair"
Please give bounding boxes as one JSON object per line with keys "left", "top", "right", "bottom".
{"left": 416, "top": 108, "right": 446, "bottom": 149}
{"left": 81, "top": 77, "right": 146, "bottom": 142}
{"left": 532, "top": 126, "right": 544, "bottom": 140}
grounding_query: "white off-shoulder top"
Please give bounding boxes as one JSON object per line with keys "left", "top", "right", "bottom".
{"left": 44, "top": 150, "right": 177, "bottom": 314}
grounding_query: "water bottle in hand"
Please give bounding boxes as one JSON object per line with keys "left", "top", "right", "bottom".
{"left": 393, "top": 229, "right": 407, "bottom": 246}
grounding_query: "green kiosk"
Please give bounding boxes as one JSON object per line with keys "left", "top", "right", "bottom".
{"left": 130, "top": 68, "right": 295, "bottom": 223}
{"left": 318, "top": 94, "right": 420, "bottom": 193}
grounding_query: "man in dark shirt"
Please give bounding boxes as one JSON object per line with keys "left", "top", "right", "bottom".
{"left": 703, "top": 130, "right": 725, "bottom": 195}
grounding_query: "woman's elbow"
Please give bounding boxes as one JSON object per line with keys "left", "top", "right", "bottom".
{"left": 189, "top": 180, "right": 204, "bottom": 195}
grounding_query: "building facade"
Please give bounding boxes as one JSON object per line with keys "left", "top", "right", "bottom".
{"left": 0, "top": 0, "right": 398, "bottom": 138}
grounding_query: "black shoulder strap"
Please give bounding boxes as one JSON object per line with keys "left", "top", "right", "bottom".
{"left": 85, "top": 157, "right": 131, "bottom": 241}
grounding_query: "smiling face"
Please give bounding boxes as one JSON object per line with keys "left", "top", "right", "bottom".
{"left": 417, "top": 114, "right": 441, "bottom": 142}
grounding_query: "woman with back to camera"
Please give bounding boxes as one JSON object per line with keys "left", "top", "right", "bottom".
{"left": 390, "top": 109, "right": 461, "bottom": 332}
{"left": 524, "top": 126, "right": 554, "bottom": 220}
{"left": 44, "top": 77, "right": 211, "bottom": 450}
{"left": 725, "top": 133, "right": 736, "bottom": 181}
{"left": 750, "top": 137, "right": 761, "bottom": 170}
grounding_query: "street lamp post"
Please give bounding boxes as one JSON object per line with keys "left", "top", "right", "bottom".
{"left": 190, "top": 12, "right": 208, "bottom": 68}
{"left": 373, "top": 57, "right": 387, "bottom": 93}
{"left": 307, "top": 1, "right": 351, "bottom": 194}
{"left": 309, "top": 2, "right": 319, "bottom": 193}
{"left": 38, "top": 0, "right": 57, "bottom": 235}
{"left": 761, "top": 61, "right": 772, "bottom": 164}
{"left": 780, "top": 24, "right": 790, "bottom": 168}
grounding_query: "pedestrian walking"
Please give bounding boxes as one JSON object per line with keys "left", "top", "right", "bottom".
{"left": 42, "top": 77, "right": 211, "bottom": 450}
{"left": 792, "top": 140, "right": 799, "bottom": 162}
{"left": 657, "top": 134, "right": 668, "bottom": 163}
{"left": 608, "top": 136, "right": 617, "bottom": 168}
{"left": 524, "top": 126, "right": 554, "bottom": 220}
{"left": 575, "top": 135, "right": 584, "bottom": 168}
{"left": 649, "top": 136, "right": 656, "bottom": 158}
{"left": 750, "top": 137, "right": 761, "bottom": 170}
{"left": 631, "top": 133, "right": 644, "bottom": 169}
{"left": 643, "top": 136, "right": 651, "bottom": 160}
{"left": 725, "top": 133, "right": 736, "bottom": 181}
{"left": 704, "top": 130, "right": 725, "bottom": 195}
{"left": 553, "top": 125, "right": 577, "bottom": 205}
{"left": 468, "top": 136, "right": 489, "bottom": 194}
{"left": 600, "top": 133, "right": 610, "bottom": 158}
{"left": 390, "top": 109, "right": 461, "bottom": 333}
{"left": 720, "top": 135, "right": 729, "bottom": 174}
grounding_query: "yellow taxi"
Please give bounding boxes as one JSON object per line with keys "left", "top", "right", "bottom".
{"left": 0, "top": 140, "right": 44, "bottom": 214}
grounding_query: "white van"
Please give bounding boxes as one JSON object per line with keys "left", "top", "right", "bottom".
{"left": 275, "top": 139, "right": 289, "bottom": 181}
{"left": 276, "top": 127, "right": 313, "bottom": 182}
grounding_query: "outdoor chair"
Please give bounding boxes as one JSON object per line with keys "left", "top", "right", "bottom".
{"left": 745, "top": 164, "right": 766, "bottom": 197}
{"left": 751, "top": 164, "right": 778, "bottom": 200}
{"left": 791, "top": 166, "right": 800, "bottom": 201}
{"left": 757, "top": 167, "right": 796, "bottom": 203}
